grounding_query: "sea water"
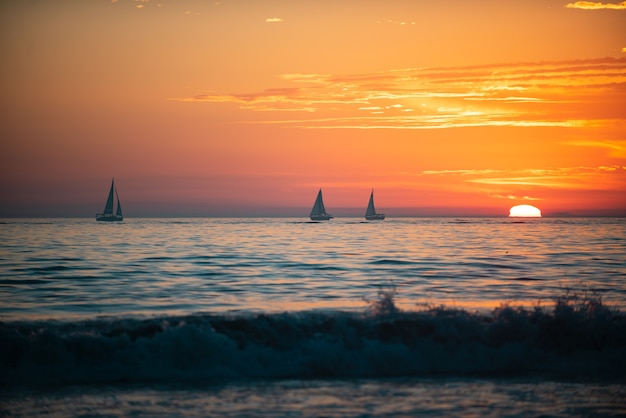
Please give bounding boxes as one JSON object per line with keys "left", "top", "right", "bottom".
{"left": 1, "top": 217, "right": 625, "bottom": 416}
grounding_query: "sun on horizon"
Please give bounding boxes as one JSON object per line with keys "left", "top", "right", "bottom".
{"left": 509, "top": 205, "right": 542, "bottom": 218}
{"left": 0, "top": 1, "right": 624, "bottom": 218}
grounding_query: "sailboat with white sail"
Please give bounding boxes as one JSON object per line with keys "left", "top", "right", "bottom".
{"left": 96, "top": 178, "right": 123, "bottom": 222}
{"left": 309, "top": 189, "right": 333, "bottom": 221}
{"left": 365, "top": 189, "right": 385, "bottom": 220}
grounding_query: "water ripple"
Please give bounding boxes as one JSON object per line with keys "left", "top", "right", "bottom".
{"left": 0, "top": 217, "right": 625, "bottom": 319}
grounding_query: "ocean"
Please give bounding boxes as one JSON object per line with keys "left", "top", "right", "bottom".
{"left": 1, "top": 217, "right": 625, "bottom": 417}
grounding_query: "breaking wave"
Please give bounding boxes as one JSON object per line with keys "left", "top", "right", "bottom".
{"left": 2, "top": 293, "right": 625, "bottom": 387}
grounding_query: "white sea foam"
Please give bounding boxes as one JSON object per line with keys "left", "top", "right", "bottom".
{"left": 2, "top": 217, "right": 625, "bottom": 416}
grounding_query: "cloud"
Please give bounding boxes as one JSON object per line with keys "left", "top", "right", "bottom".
{"left": 467, "top": 166, "right": 626, "bottom": 189}
{"left": 265, "top": 17, "right": 284, "bottom": 23}
{"left": 382, "top": 166, "right": 625, "bottom": 203}
{"left": 565, "top": 1, "right": 626, "bottom": 9}
{"left": 422, "top": 169, "right": 500, "bottom": 176}
{"left": 173, "top": 57, "right": 626, "bottom": 130}
{"left": 566, "top": 140, "right": 626, "bottom": 158}
{"left": 413, "top": 166, "right": 626, "bottom": 193}
{"left": 489, "top": 194, "right": 543, "bottom": 201}
{"left": 379, "top": 19, "right": 416, "bottom": 26}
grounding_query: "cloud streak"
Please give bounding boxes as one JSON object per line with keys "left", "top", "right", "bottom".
{"left": 175, "top": 57, "right": 626, "bottom": 130}
{"left": 422, "top": 166, "right": 626, "bottom": 190}
{"left": 565, "top": 1, "right": 626, "bottom": 10}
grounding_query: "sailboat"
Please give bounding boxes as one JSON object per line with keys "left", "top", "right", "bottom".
{"left": 96, "top": 178, "right": 124, "bottom": 222}
{"left": 365, "top": 189, "right": 385, "bottom": 220}
{"left": 309, "top": 189, "right": 333, "bottom": 221}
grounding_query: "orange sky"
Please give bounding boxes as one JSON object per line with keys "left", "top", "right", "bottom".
{"left": 1, "top": 0, "right": 625, "bottom": 217}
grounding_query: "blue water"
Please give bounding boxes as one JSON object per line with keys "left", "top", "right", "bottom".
{"left": 1, "top": 217, "right": 625, "bottom": 416}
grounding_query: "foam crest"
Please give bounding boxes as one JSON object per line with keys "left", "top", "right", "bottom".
{"left": 2, "top": 297, "right": 625, "bottom": 387}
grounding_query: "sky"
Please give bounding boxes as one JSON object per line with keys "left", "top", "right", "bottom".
{"left": 1, "top": 0, "right": 625, "bottom": 217}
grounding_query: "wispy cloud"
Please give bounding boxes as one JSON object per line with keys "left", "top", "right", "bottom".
{"left": 422, "top": 169, "right": 500, "bottom": 176}
{"left": 489, "top": 194, "right": 543, "bottom": 201}
{"left": 566, "top": 140, "right": 626, "bottom": 158}
{"left": 265, "top": 17, "right": 284, "bottom": 23}
{"left": 419, "top": 166, "right": 626, "bottom": 191}
{"left": 384, "top": 165, "right": 626, "bottom": 203}
{"left": 565, "top": 1, "right": 626, "bottom": 10}
{"left": 134, "top": 0, "right": 149, "bottom": 8}
{"left": 174, "top": 57, "right": 626, "bottom": 130}
{"left": 378, "top": 19, "right": 416, "bottom": 26}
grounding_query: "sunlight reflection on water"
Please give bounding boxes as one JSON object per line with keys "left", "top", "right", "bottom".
{"left": 1, "top": 217, "right": 625, "bottom": 319}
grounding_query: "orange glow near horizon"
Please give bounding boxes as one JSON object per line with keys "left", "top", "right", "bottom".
{"left": 1, "top": 0, "right": 625, "bottom": 217}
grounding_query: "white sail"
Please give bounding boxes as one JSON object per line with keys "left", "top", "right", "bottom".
{"left": 310, "top": 189, "right": 333, "bottom": 220}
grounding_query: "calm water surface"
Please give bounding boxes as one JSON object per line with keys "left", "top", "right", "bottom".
{"left": 1, "top": 217, "right": 625, "bottom": 417}
{"left": 1, "top": 217, "right": 625, "bottom": 318}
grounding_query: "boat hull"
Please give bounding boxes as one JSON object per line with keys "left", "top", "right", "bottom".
{"left": 365, "top": 214, "right": 385, "bottom": 220}
{"left": 96, "top": 214, "right": 123, "bottom": 222}
{"left": 310, "top": 215, "right": 333, "bottom": 221}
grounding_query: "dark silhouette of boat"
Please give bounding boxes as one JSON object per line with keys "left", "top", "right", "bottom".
{"left": 310, "top": 189, "right": 333, "bottom": 221}
{"left": 96, "top": 178, "right": 123, "bottom": 222}
{"left": 365, "top": 189, "right": 385, "bottom": 220}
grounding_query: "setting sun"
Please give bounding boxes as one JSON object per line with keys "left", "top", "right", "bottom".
{"left": 1, "top": 0, "right": 624, "bottom": 218}
{"left": 509, "top": 205, "right": 542, "bottom": 217}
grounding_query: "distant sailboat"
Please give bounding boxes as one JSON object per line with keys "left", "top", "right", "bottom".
{"left": 365, "top": 189, "right": 385, "bottom": 220}
{"left": 310, "top": 189, "right": 333, "bottom": 221}
{"left": 96, "top": 178, "right": 123, "bottom": 222}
